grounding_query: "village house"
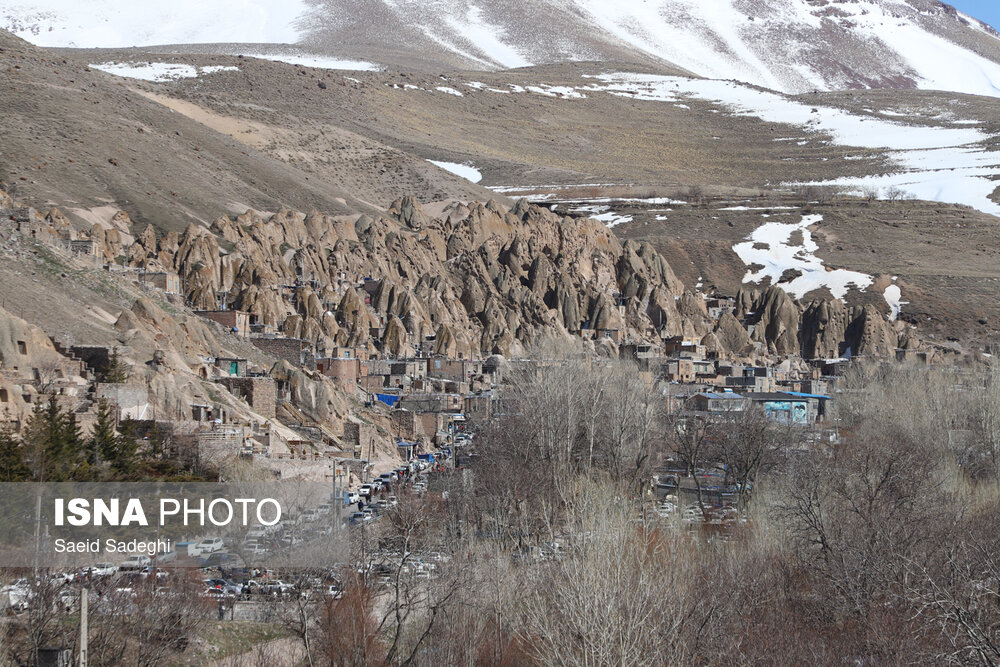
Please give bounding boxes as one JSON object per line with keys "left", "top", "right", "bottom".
{"left": 343, "top": 421, "right": 379, "bottom": 459}
{"left": 214, "top": 357, "right": 248, "bottom": 377}
{"left": 690, "top": 390, "right": 748, "bottom": 414}
{"left": 359, "top": 374, "right": 388, "bottom": 392}
{"left": 597, "top": 328, "right": 622, "bottom": 343}
{"left": 706, "top": 296, "right": 737, "bottom": 320}
{"left": 195, "top": 309, "right": 250, "bottom": 336}
{"left": 663, "top": 358, "right": 696, "bottom": 383}
{"left": 216, "top": 376, "right": 277, "bottom": 419}
{"left": 392, "top": 409, "right": 446, "bottom": 442}
{"left": 724, "top": 373, "right": 777, "bottom": 393}
{"left": 396, "top": 392, "right": 463, "bottom": 413}
{"left": 390, "top": 359, "right": 428, "bottom": 380}
{"left": 318, "top": 357, "right": 367, "bottom": 384}
{"left": 664, "top": 335, "right": 706, "bottom": 358}
{"left": 95, "top": 384, "right": 150, "bottom": 420}
{"left": 743, "top": 391, "right": 829, "bottom": 425}
{"left": 250, "top": 336, "right": 312, "bottom": 367}
{"left": 427, "top": 357, "right": 483, "bottom": 383}
{"left": 139, "top": 271, "right": 181, "bottom": 294}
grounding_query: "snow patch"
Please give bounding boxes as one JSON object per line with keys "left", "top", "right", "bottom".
{"left": 883, "top": 284, "right": 906, "bottom": 321}
{"left": 733, "top": 214, "right": 873, "bottom": 300}
{"left": 441, "top": 6, "right": 532, "bottom": 69}
{"left": 525, "top": 85, "right": 586, "bottom": 99}
{"left": 90, "top": 61, "right": 237, "bottom": 82}
{"left": 592, "top": 211, "right": 633, "bottom": 228}
{"left": 583, "top": 73, "right": 1000, "bottom": 216}
{"left": 243, "top": 53, "right": 379, "bottom": 70}
{"left": 428, "top": 160, "right": 482, "bottom": 183}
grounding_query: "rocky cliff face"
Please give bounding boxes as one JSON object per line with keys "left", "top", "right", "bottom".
{"left": 123, "top": 197, "right": 697, "bottom": 357}
{"left": 12, "top": 188, "right": 909, "bottom": 362}
{"left": 738, "top": 286, "right": 903, "bottom": 359}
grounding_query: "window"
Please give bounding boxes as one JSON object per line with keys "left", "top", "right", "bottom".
{"left": 17, "top": 341, "right": 26, "bottom": 355}
{"left": 0, "top": 388, "right": 7, "bottom": 402}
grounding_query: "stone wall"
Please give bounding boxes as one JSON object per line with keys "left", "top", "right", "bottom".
{"left": 217, "top": 377, "right": 277, "bottom": 419}
{"left": 250, "top": 337, "right": 310, "bottom": 367}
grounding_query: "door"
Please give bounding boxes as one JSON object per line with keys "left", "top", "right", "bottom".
{"left": 230, "top": 361, "right": 238, "bottom": 376}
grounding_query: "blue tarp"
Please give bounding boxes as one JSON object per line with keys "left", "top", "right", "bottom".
{"left": 781, "top": 390, "right": 831, "bottom": 400}
{"left": 375, "top": 393, "right": 401, "bottom": 407}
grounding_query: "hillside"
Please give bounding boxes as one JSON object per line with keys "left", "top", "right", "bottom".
{"left": 0, "top": 31, "right": 495, "bottom": 232}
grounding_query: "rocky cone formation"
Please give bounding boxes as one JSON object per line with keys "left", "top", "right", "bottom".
{"left": 737, "top": 286, "right": 902, "bottom": 359}
{"left": 7, "top": 188, "right": 911, "bottom": 362}
{"left": 121, "top": 197, "right": 699, "bottom": 357}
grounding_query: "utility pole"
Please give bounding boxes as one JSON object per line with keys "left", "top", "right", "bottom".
{"left": 79, "top": 587, "right": 88, "bottom": 667}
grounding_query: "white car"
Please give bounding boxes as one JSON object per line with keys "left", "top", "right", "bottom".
{"left": 359, "top": 484, "right": 374, "bottom": 498}
{"left": 242, "top": 540, "right": 268, "bottom": 555}
{"left": 261, "top": 580, "right": 295, "bottom": 595}
{"left": 196, "top": 537, "right": 224, "bottom": 553}
{"left": 120, "top": 554, "right": 151, "bottom": 570}
{"left": 83, "top": 562, "right": 117, "bottom": 578}
{"left": 345, "top": 491, "right": 360, "bottom": 504}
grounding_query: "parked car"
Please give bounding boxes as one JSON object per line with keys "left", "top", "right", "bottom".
{"left": 198, "top": 552, "right": 233, "bottom": 568}
{"left": 139, "top": 567, "right": 169, "bottom": 580}
{"left": 326, "top": 585, "right": 344, "bottom": 599}
{"left": 153, "top": 550, "right": 177, "bottom": 564}
{"left": 345, "top": 491, "right": 360, "bottom": 504}
{"left": 202, "top": 587, "right": 235, "bottom": 599}
{"left": 280, "top": 533, "right": 303, "bottom": 547}
{"left": 49, "top": 571, "right": 75, "bottom": 585}
{"left": 359, "top": 484, "right": 374, "bottom": 498}
{"left": 317, "top": 502, "right": 333, "bottom": 515}
{"left": 302, "top": 508, "right": 319, "bottom": 523}
{"left": 1, "top": 579, "right": 34, "bottom": 612}
{"left": 196, "top": 537, "right": 225, "bottom": 554}
{"left": 260, "top": 580, "right": 295, "bottom": 595}
{"left": 83, "top": 562, "right": 117, "bottom": 578}
{"left": 204, "top": 578, "right": 242, "bottom": 595}
{"left": 245, "top": 527, "right": 267, "bottom": 540}
{"left": 120, "top": 554, "right": 152, "bottom": 571}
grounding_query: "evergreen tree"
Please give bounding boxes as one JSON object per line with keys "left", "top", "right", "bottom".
{"left": 101, "top": 348, "right": 130, "bottom": 383}
{"left": 23, "top": 396, "right": 84, "bottom": 481}
{"left": 89, "top": 398, "right": 118, "bottom": 466}
{"left": 0, "top": 423, "right": 30, "bottom": 482}
{"left": 111, "top": 417, "right": 140, "bottom": 478}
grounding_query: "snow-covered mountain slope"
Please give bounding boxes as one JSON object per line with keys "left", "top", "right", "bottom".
{"left": 302, "top": 0, "right": 1000, "bottom": 96}
{"left": 5, "top": 0, "right": 1000, "bottom": 97}
{"left": 0, "top": 0, "right": 308, "bottom": 47}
